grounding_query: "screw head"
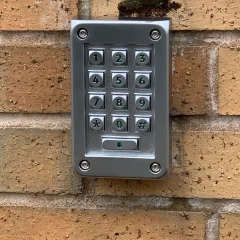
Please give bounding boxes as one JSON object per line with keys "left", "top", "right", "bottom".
{"left": 150, "top": 30, "right": 161, "bottom": 40}
{"left": 150, "top": 163, "right": 161, "bottom": 173}
{"left": 78, "top": 29, "right": 88, "bottom": 39}
{"left": 80, "top": 160, "right": 90, "bottom": 171}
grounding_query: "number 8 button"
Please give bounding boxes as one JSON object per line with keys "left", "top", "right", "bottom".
{"left": 112, "top": 95, "right": 128, "bottom": 110}
{"left": 135, "top": 73, "right": 150, "bottom": 88}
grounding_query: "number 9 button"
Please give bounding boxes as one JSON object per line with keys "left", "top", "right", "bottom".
{"left": 135, "top": 72, "right": 150, "bottom": 88}
{"left": 135, "top": 95, "right": 151, "bottom": 110}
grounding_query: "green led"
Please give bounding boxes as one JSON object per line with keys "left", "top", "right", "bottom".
{"left": 117, "top": 142, "right": 123, "bottom": 148}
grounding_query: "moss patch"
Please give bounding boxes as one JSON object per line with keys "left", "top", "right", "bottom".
{"left": 118, "top": 0, "right": 181, "bottom": 17}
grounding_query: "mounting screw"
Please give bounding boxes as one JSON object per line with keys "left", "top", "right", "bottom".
{"left": 150, "top": 30, "right": 161, "bottom": 41}
{"left": 150, "top": 163, "right": 161, "bottom": 173}
{"left": 80, "top": 160, "right": 90, "bottom": 171}
{"left": 78, "top": 29, "right": 88, "bottom": 39}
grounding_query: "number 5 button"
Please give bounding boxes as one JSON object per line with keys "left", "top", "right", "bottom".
{"left": 112, "top": 72, "right": 127, "bottom": 88}
{"left": 89, "top": 94, "right": 105, "bottom": 109}
{"left": 135, "top": 73, "right": 150, "bottom": 88}
{"left": 135, "top": 51, "right": 150, "bottom": 66}
{"left": 135, "top": 95, "right": 151, "bottom": 110}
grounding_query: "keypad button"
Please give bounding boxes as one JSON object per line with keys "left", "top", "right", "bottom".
{"left": 135, "top": 96, "right": 151, "bottom": 110}
{"left": 112, "top": 72, "right": 127, "bottom": 88}
{"left": 112, "top": 95, "right": 128, "bottom": 110}
{"left": 135, "top": 73, "right": 150, "bottom": 88}
{"left": 112, "top": 51, "right": 127, "bottom": 65}
{"left": 89, "top": 72, "right": 104, "bottom": 87}
{"left": 112, "top": 117, "right": 128, "bottom": 132}
{"left": 89, "top": 50, "right": 104, "bottom": 65}
{"left": 135, "top": 117, "right": 151, "bottom": 132}
{"left": 89, "top": 94, "right": 105, "bottom": 109}
{"left": 90, "top": 116, "right": 104, "bottom": 131}
{"left": 135, "top": 51, "right": 150, "bottom": 66}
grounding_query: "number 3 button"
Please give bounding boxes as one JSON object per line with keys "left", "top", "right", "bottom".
{"left": 135, "top": 51, "right": 150, "bottom": 66}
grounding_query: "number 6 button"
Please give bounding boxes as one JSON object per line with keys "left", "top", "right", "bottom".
{"left": 89, "top": 94, "right": 105, "bottom": 109}
{"left": 135, "top": 51, "right": 150, "bottom": 66}
{"left": 135, "top": 73, "right": 150, "bottom": 88}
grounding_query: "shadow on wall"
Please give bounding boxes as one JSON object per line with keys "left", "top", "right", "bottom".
{"left": 118, "top": 0, "right": 181, "bottom": 17}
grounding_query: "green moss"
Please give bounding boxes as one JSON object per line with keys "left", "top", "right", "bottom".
{"left": 118, "top": 0, "right": 181, "bottom": 17}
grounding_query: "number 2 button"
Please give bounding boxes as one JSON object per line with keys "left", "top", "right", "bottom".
{"left": 135, "top": 51, "right": 150, "bottom": 66}
{"left": 89, "top": 94, "right": 105, "bottom": 109}
{"left": 112, "top": 51, "right": 127, "bottom": 65}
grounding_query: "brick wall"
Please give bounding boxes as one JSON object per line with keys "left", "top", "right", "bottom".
{"left": 1, "top": 0, "right": 240, "bottom": 239}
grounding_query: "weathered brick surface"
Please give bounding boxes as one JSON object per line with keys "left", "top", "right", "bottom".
{"left": 90, "top": 0, "right": 240, "bottom": 30}
{"left": 219, "top": 48, "right": 240, "bottom": 115}
{"left": 96, "top": 131, "right": 240, "bottom": 199}
{"left": 0, "top": 207, "right": 206, "bottom": 240}
{"left": 0, "top": 46, "right": 71, "bottom": 113}
{"left": 0, "top": 0, "right": 78, "bottom": 31}
{"left": 0, "top": 128, "right": 81, "bottom": 194}
{"left": 219, "top": 213, "right": 240, "bottom": 240}
{"left": 173, "top": 47, "right": 209, "bottom": 115}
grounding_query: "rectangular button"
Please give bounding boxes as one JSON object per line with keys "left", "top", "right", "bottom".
{"left": 102, "top": 138, "right": 138, "bottom": 150}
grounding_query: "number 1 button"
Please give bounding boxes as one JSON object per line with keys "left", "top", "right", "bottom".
{"left": 89, "top": 50, "right": 104, "bottom": 65}
{"left": 135, "top": 51, "right": 150, "bottom": 66}
{"left": 112, "top": 51, "right": 127, "bottom": 65}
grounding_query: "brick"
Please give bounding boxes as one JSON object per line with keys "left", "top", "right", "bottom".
{"left": 0, "top": 128, "right": 81, "bottom": 194}
{"left": 0, "top": 0, "right": 78, "bottom": 31}
{"left": 219, "top": 213, "right": 240, "bottom": 240}
{"left": 95, "top": 131, "right": 240, "bottom": 199}
{"left": 173, "top": 47, "right": 209, "bottom": 115}
{"left": 90, "top": 0, "right": 240, "bottom": 30}
{"left": 0, "top": 206, "right": 206, "bottom": 240}
{"left": 0, "top": 46, "right": 70, "bottom": 113}
{"left": 219, "top": 48, "right": 240, "bottom": 115}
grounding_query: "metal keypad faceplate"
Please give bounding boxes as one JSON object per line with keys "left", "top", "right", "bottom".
{"left": 71, "top": 19, "right": 171, "bottom": 179}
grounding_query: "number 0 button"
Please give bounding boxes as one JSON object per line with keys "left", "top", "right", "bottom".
{"left": 112, "top": 51, "right": 127, "bottom": 65}
{"left": 112, "top": 95, "right": 127, "bottom": 110}
{"left": 112, "top": 72, "right": 127, "bottom": 88}
{"left": 135, "top": 51, "right": 150, "bottom": 66}
{"left": 89, "top": 72, "right": 104, "bottom": 87}
{"left": 89, "top": 94, "right": 105, "bottom": 109}
{"left": 112, "top": 117, "right": 128, "bottom": 132}
{"left": 135, "top": 73, "right": 150, "bottom": 88}
{"left": 89, "top": 50, "right": 104, "bottom": 65}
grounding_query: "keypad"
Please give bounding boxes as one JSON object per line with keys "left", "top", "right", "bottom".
{"left": 87, "top": 46, "right": 153, "bottom": 133}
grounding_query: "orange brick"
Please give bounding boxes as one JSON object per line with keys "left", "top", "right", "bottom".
{"left": 0, "top": 0, "right": 78, "bottom": 31}
{"left": 90, "top": 0, "right": 240, "bottom": 30}
{"left": 0, "top": 206, "right": 206, "bottom": 240}
{"left": 95, "top": 131, "right": 240, "bottom": 199}
{"left": 0, "top": 128, "right": 81, "bottom": 194}
{"left": 173, "top": 47, "right": 209, "bottom": 115}
{"left": 0, "top": 46, "right": 70, "bottom": 113}
{"left": 219, "top": 48, "right": 240, "bottom": 115}
{"left": 219, "top": 213, "right": 240, "bottom": 240}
